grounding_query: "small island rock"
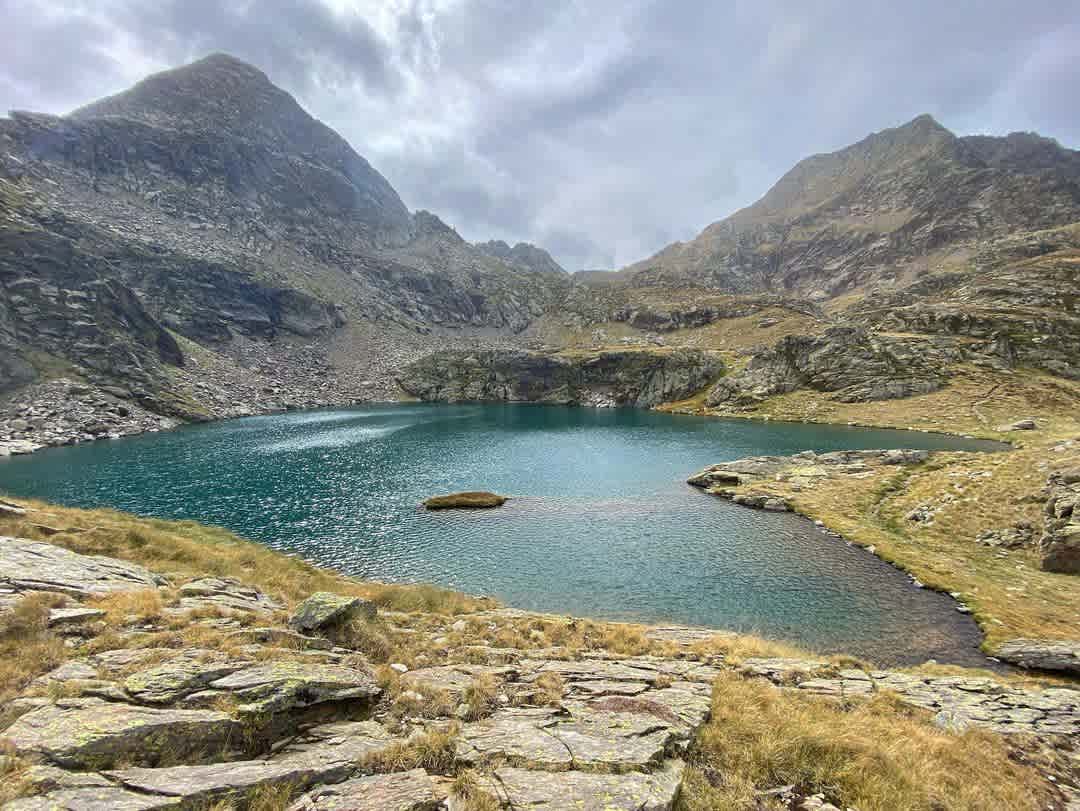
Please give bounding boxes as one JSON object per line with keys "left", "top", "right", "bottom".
{"left": 423, "top": 492, "right": 508, "bottom": 510}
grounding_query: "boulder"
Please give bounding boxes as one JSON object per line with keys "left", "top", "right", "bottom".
{"left": 289, "top": 592, "right": 376, "bottom": 633}
{"left": 996, "top": 419, "right": 1038, "bottom": 431}
{"left": 704, "top": 327, "right": 949, "bottom": 407}
{"left": 3, "top": 703, "right": 241, "bottom": 769}
{"left": 1040, "top": 471, "right": 1080, "bottom": 574}
{"left": 47, "top": 607, "right": 106, "bottom": 627}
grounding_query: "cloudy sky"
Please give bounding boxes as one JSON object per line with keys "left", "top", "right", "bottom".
{"left": 4, "top": 1, "right": 1079, "bottom": 270}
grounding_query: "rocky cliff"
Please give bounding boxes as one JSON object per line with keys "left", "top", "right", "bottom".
{"left": 397, "top": 348, "right": 725, "bottom": 408}
{"left": 0, "top": 54, "right": 570, "bottom": 424}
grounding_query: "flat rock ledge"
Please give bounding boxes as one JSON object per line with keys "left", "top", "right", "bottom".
{"left": 995, "top": 639, "right": 1080, "bottom": 677}
{"left": 738, "top": 657, "right": 1080, "bottom": 736}
{"left": 0, "top": 535, "right": 1077, "bottom": 809}
{"left": 687, "top": 449, "right": 932, "bottom": 512}
{"left": 0, "top": 536, "right": 166, "bottom": 598}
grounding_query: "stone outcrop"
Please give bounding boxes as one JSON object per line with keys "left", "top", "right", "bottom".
{"left": 704, "top": 327, "right": 953, "bottom": 407}
{"left": 460, "top": 761, "right": 685, "bottom": 810}
{"left": 290, "top": 769, "right": 445, "bottom": 810}
{"left": 1040, "top": 469, "right": 1080, "bottom": 574}
{"left": 687, "top": 449, "right": 930, "bottom": 502}
{"left": 739, "top": 657, "right": 1079, "bottom": 736}
{"left": 397, "top": 348, "right": 724, "bottom": 408}
{"left": 995, "top": 639, "right": 1080, "bottom": 676}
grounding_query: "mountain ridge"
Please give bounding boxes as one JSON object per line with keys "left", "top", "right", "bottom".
{"left": 1, "top": 53, "right": 1079, "bottom": 446}
{"left": 623, "top": 113, "right": 1080, "bottom": 298}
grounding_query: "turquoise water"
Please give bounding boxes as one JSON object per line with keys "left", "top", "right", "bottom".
{"left": 0, "top": 404, "right": 1003, "bottom": 665}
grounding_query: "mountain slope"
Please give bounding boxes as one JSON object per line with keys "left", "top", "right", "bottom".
{"left": 0, "top": 54, "right": 569, "bottom": 419}
{"left": 625, "top": 115, "right": 1080, "bottom": 298}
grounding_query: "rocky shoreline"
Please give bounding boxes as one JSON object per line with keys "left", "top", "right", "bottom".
{"left": 0, "top": 517, "right": 1077, "bottom": 809}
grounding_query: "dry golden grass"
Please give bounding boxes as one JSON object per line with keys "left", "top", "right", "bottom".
{"left": 325, "top": 615, "right": 393, "bottom": 662}
{"left": 741, "top": 445, "right": 1080, "bottom": 649}
{"left": 0, "top": 741, "right": 32, "bottom": 805}
{"left": 463, "top": 672, "right": 501, "bottom": 720}
{"left": 531, "top": 671, "right": 565, "bottom": 706}
{"left": 88, "top": 588, "right": 165, "bottom": 626}
{"left": 205, "top": 781, "right": 297, "bottom": 811}
{"left": 682, "top": 366, "right": 1080, "bottom": 650}
{"left": 362, "top": 725, "right": 458, "bottom": 773}
{"left": 711, "top": 364, "right": 1080, "bottom": 442}
{"left": 0, "top": 593, "right": 67, "bottom": 719}
{"left": 450, "top": 770, "right": 501, "bottom": 811}
{"left": 0, "top": 500, "right": 491, "bottom": 616}
{"left": 679, "top": 672, "right": 1054, "bottom": 811}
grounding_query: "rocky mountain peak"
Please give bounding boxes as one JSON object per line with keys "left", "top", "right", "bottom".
{"left": 475, "top": 240, "right": 567, "bottom": 276}
{"left": 731, "top": 114, "right": 959, "bottom": 225}
{"left": 66, "top": 52, "right": 413, "bottom": 243}
{"left": 412, "top": 210, "right": 464, "bottom": 243}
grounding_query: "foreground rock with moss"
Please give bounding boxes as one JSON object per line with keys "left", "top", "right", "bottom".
{"left": 0, "top": 501, "right": 1076, "bottom": 809}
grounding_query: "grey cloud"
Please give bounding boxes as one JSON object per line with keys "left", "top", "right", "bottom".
{"left": 3, "top": 0, "right": 1079, "bottom": 270}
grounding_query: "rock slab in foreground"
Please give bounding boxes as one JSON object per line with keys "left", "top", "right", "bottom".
{"left": 3, "top": 702, "right": 241, "bottom": 769}
{"left": 290, "top": 769, "right": 443, "bottom": 810}
{"left": 454, "top": 761, "right": 685, "bottom": 810}
{"left": 0, "top": 536, "right": 165, "bottom": 597}
{"left": 207, "top": 661, "right": 380, "bottom": 714}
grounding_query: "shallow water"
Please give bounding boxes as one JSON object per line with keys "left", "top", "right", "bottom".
{"left": 0, "top": 403, "right": 1003, "bottom": 665}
